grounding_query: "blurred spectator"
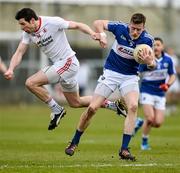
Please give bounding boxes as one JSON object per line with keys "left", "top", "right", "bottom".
{"left": 165, "top": 47, "right": 180, "bottom": 105}
{"left": 77, "top": 61, "right": 90, "bottom": 96}
{"left": 164, "top": 47, "right": 180, "bottom": 115}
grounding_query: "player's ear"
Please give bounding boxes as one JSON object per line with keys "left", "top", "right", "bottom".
{"left": 141, "top": 25, "right": 145, "bottom": 31}
{"left": 30, "top": 18, "right": 35, "bottom": 24}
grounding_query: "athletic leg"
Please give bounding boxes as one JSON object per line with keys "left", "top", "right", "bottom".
{"left": 63, "top": 91, "right": 92, "bottom": 108}
{"left": 119, "top": 90, "right": 138, "bottom": 161}
{"left": 141, "top": 104, "right": 155, "bottom": 150}
{"left": 65, "top": 80, "right": 114, "bottom": 156}
{"left": 65, "top": 94, "right": 105, "bottom": 156}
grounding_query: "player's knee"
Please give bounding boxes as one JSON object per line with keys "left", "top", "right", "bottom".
{"left": 81, "top": 106, "right": 96, "bottom": 124}
{"left": 25, "top": 78, "right": 34, "bottom": 90}
{"left": 147, "top": 118, "right": 154, "bottom": 125}
{"left": 128, "top": 103, "right": 138, "bottom": 113}
{"left": 86, "top": 106, "right": 96, "bottom": 118}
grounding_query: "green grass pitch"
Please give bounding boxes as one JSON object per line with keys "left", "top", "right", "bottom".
{"left": 0, "top": 104, "right": 180, "bottom": 173}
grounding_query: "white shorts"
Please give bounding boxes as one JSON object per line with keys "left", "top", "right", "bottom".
{"left": 94, "top": 69, "right": 139, "bottom": 98}
{"left": 139, "top": 93, "right": 166, "bottom": 110}
{"left": 42, "top": 56, "right": 79, "bottom": 92}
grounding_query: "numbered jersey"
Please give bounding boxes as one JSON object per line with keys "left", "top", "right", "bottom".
{"left": 105, "top": 21, "right": 154, "bottom": 75}
{"left": 139, "top": 53, "right": 176, "bottom": 97}
{"left": 21, "top": 16, "right": 75, "bottom": 63}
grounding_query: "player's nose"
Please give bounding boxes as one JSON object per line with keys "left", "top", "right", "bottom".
{"left": 133, "top": 29, "right": 138, "bottom": 35}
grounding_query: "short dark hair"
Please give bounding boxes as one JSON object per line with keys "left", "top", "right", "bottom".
{"left": 130, "top": 13, "right": 146, "bottom": 25}
{"left": 154, "top": 37, "right": 163, "bottom": 44}
{"left": 15, "top": 8, "right": 38, "bottom": 22}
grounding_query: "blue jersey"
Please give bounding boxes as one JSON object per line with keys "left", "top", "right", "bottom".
{"left": 104, "top": 21, "right": 154, "bottom": 75}
{"left": 139, "top": 53, "right": 176, "bottom": 97}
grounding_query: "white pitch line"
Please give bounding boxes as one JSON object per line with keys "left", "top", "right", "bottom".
{"left": 0, "top": 163, "right": 179, "bottom": 169}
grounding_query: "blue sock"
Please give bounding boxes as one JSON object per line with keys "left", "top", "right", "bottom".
{"left": 134, "top": 117, "right": 144, "bottom": 133}
{"left": 72, "top": 129, "right": 84, "bottom": 145}
{"left": 121, "top": 134, "right": 132, "bottom": 150}
{"left": 142, "top": 137, "right": 148, "bottom": 145}
{"left": 134, "top": 127, "right": 138, "bottom": 134}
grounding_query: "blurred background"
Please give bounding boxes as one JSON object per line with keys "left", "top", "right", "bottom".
{"left": 0, "top": 0, "right": 180, "bottom": 104}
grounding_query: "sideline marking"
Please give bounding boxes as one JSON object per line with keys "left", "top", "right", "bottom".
{"left": 0, "top": 163, "right": 178, "bottom": 169}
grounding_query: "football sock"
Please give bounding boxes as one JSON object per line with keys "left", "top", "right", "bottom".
{"left": 72, "top": 129, "right": 84, "bottom": 145}
{"left": 121, "top": 134, "right": 132, "bottom": 150}
{"left": 103, "top": 100, "right": 117, "bottom": 112}
{"left": 142, "top": 134, "right": 149, "bottom": 145}
{"left": 46, "top": 98, "right": 63, "bottom": 114}
{"left": 134, "top": 117, "right": 144, "bottom": 134}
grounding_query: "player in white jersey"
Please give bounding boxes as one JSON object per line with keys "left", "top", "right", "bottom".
{"left": 4, "top": 8, "right": 127, "bottom": 131}
{"left": 133, "top": 37, "right": 176, "bottom": 150}
{"left": 65, "top": 13, "right": 156, "bottom": 161}
{"left": 0, "top": 57, "right": 7, "bottom": 74}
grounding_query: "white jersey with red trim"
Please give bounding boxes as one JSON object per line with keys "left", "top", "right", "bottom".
{"left": 21, "top": 16, "right": 75, "bottom": 62}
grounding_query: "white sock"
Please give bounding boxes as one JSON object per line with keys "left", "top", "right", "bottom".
{"left": 47, "top": 98, "right": 63, "bottom": 114}
{"left": 103, "top": 100, "right": 117, "bottom": 112}
{"left": 142, "top": 134, "right": 149, "bottom": 139}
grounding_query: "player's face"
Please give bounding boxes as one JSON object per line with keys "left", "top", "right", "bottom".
{"left": 129, "top": 23, "right": 144, "bottom": 40}
{"left": 18, "top": 18, "right": 36, "bottom": 33}
{"left": 154, "top": 40, "right": 164, "bottom": 58}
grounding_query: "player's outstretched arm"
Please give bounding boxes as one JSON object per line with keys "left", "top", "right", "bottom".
{"left": 93, "top": 20, "right": 109, "bottom": 48}
{"left": 4, "top": 42, "right": 28, "bottom": 80}
{"left": 68, "top": 21, "right": 99, "bottom": 40}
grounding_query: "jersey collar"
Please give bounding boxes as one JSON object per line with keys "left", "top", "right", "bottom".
{"left": 34, "top": 17, "right": 42, "bottom": 33}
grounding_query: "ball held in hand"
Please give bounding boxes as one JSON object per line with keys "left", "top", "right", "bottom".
{"left": 133, "top": 44, "right": 153, "bottom": 64}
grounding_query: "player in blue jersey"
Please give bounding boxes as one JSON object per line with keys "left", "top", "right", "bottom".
{"left": 133, "top": 37, "right": 176, "bottom": 150}
{"left": 65, "top": 13, "right": 156, "bottom": 161}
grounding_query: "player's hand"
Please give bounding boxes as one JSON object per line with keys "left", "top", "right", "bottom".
{"left": 159, "top": 83, "right": 169, "bottom": 92}
{"left": 99, "top": 38, "right": 107, "bottom": 48}
{"left": 138, "top": 47, "right": 154, "bottom": 65}
{"left": 99, "top": 32, "right": 107, "bottom": 48}
{"left": 4, "top": 69, "right": 14, "bottom": 80}
{"left": 91, "top": 32, "right": 107, "bottom": 48}
{"left": 91, "top": 33, "right": 101, "bottom": 40}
